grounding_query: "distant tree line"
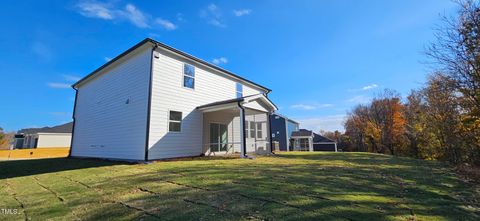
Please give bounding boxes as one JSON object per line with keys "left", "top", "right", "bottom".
{"left": 331, "top": 0, "right": 480, "bottom": 165}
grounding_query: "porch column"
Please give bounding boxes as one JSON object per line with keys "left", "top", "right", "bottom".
{"left": 238, "top": 104, "right": 247, "bottom": 158}
{"left": 309, "top": 137, "right": 314, "bottom": 152}
{"left": 334, "top": 143, "right": 338, "bottom": 152}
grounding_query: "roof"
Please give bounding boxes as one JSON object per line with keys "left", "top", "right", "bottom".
{"left": 197, "top": 94, "right": 277, "bottom": 111}
{"left": 290, "top": 129, "right": 335, "bottom": 143}
{"left": 271, "top": 112, "right": 300, "bottom": 124}
{"left": 73, "top": 38, "right": 271, "bottom": 93}
{"left": 18, "top": 122, "right": 73, "bottom": 134}
{"left": 291, "top": 129, "right": 313, "bottom": 137}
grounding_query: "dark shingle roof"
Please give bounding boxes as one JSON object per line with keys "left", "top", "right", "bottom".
{"left": 291, "top": 129, "right": 313, "bottom": 137}
{"left": 291, "top": 129, "right": 336, "bottom": 143}
{"left": 18, "top": 122, "right": 73, "bottom": 134}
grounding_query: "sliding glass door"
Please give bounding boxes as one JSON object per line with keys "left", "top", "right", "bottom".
{"left": 210, "top": 123, "right": 228, "bottom": 152}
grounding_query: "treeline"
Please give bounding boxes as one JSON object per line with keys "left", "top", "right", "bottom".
{"left": 337, "top": 1, "right": 480, "bottom": 165}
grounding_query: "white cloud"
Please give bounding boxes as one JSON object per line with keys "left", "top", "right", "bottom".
{"left": 47, "top": 82, "right": 71, "bottom": 89}
{"left": 212, "top": 57, "right": 228, "bottom": 65}
{"left": 156, "top": 18, "right": 177, "bottom": 30}
{"left": 290, "top": 103, "right": 333, "bottom": 110}
{"left": 362, "top": 84, "right": 378, "bottom": 90}
{"left": 233, "top": 9, "right": 252, "bottom": 17}
{"left": 201, "top": 3, "right": 226, "bottom": 27}
{"left": 63, "top": 75, "right": 81, "bottom": 82}
{"left": 104, "top": 57, "right": 112, "bottom": 62}
{"left": 49, "top": 112, "right": 71, "bottom": 116}
{"left": 296, "top": 115, "right": 346, "bottom": 132}
{"left": 76, "top": 1, "right": 176, "bottom": 30}
{"left": 76, "top": 1, "right": 114, "bottom": 20}
{"left": 347, "top": 95, "right": 371, "bottom": 104}
{"left": 123, "top": 4, "right": 149, "bottom": 28}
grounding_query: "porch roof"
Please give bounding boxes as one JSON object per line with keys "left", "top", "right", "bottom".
{"left": 197, "top": 94, "right": 277, "bottom": 113}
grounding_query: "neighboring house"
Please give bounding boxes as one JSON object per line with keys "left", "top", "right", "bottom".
{"left": 291, "top": 129, "right": 337, "bottom": 152}
{"left": 269, "top": 113, "right": 299, "bottom": 151}
{"left": 70, "top": 38, "right": 277, "bottom": 161}
{"left": 14, "top": 122, "right": 73, "bottom": 149}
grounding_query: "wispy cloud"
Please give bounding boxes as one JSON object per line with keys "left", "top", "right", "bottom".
{"left": 233, "top": 9, "right": 252, "bottom": 17}
{"left": 347, "top": 95, "right": 371, "bottom": 104}
{"left": 348, "top": 83, "right": 380, "bottom": 92}
{"left": 62, "top": 74, "right": 81, "bottom": 82}
{"left": 123, "top": 4, "right": 149, "bottom": 28}
{"left": 104, "top": 57, "right": 112, "bottom": 62}
{"left": 212, "top": 57, "right": 228, "bottom": 65}
{"left": 47, "top": 82, "right": 71, "bottom": 89}
{"left": 155, "top": 18, "right": 177, "bottom": 30}
{"left": 49, "top": 112, "right": 71, "bottom": 116}
{"left": 76, "top": 1, "right": 114, "bottom": 20}
{"left": 362, "top": 84, "right": 378, "bottom": 90}
{"left": 200, "top": 3, "right": 226, "bottom": 27}
{"left": 296, "top": 115, "right": 346, "bottom": 132}
{"left": 75, "top": 1, "right": 176, "bottom": 30}
{"left": 290, "top": 103, "right": 333, "bottom": 110}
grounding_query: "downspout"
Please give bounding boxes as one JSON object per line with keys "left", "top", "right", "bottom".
{"left": 237, "top": 101, "right": 247, "bottom": 158}
{"left": 144, "top": 44, "right": 158, "bottom": 161}
{"left": 268, "top": 112, "right": 274, "bottom": 154}
{"left": 68, "top": 87, "right": 78, "bottom": 158}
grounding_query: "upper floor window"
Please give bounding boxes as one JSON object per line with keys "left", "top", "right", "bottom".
{"left": 168, "top": 111, "right": 182, "bottom": 132}
{"left": 183, "top": 64, "right": 195, "bottom": 89}
{"left": 236, "top": 83, "right": 243, "bottom": 98}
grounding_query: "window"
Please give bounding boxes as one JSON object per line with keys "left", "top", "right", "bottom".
{"left": 183, "top": 64, "right": 195, "bottom": 89}
{"left": 236, "top": 83, "right": 243, "bottom": 98}
{"left": 256, "top": 122, "right": 263, "bottom": 139}
{"left": 299, "top": 138, "right": 310, "bottom": 151}
{"left": 244, "top": 121, "right": 250, "bottom": 138}
{"left": 168, "top": 111, "right": 182, "bottom": 132}
{"left": 249, "top": 122, "right": 255, "bottom": 138}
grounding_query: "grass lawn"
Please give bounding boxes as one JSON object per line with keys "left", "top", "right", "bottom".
{"left": 0, "top": 152, "right": 479, "bottom": 221}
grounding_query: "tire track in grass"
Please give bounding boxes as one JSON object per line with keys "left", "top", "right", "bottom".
{"left": 32, "top": 177, "right": 65, "bottom": 202}
{"left": 136, "top": 186, "right": 265, "bottom": 220}
{"left": 5, "top": 179, "right": 29, "bottom": 221}
{"left": 60, "top": 175, "right": 162, "bottom": 220}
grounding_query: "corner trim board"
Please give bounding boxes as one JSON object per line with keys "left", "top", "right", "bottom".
{"left": 144, "top": 45, "right": 158, "bottom": 161}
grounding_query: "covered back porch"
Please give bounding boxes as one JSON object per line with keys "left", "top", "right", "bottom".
{"left": 197, "top": 94, "right": 277, "bottom": 158}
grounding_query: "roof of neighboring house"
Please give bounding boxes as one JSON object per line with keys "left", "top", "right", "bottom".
{"left": 291, "top": 129, "right": 336, "bottom": 143}
{"left": 271, "top": 113, "right": 300, "bottom": 124}
{"left": 73, "top": 38, "right": 271, "bottom": 93}
{"left": 291, "top": 129, "right": 313, "bottom": 137}
{"left": 18, "top": 122, "right": 73, "bottom": 134}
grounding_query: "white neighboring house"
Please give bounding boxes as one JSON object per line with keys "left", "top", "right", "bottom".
{"left": 14, "top": 122, "right": 73, "bottom": 149}
{"left": 70, "top": 38, "right": 277, "bottom": 161}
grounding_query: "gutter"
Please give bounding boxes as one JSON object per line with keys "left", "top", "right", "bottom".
{"left": 144, "top": 44, "right": 158, "bottom": 161}
{"left": 68, "top": 87, "right": 78, "bottom": 158}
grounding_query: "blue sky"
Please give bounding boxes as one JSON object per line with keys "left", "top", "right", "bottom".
{"left": 0, "top": 0, "right": 457, "bottom": 132}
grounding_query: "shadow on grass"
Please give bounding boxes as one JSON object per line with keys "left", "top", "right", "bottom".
{"left": 0, "top": 158, "right": 123, "bottom": 179}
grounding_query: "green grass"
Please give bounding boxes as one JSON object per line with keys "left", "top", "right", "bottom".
{"left": 0, "top": 152, "right": 479, "bottom": 221}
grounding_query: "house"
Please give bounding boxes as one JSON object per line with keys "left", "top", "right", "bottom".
{"left": 291, "top": 129, "right": 337, "bottom": 152}
{"left": 70, "top": 38, "right": 278, "bottom": 161}
{"left": 269, "top": 113, "right": 300, "bottom": 151}
{"left": 14, "top": 122, "right": 73, "bottom": 149}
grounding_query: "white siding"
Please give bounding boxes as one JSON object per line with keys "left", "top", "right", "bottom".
{"left": 71, "top": 45, "right": 152, "bottom": 161}
{"left": 37, "top": 133, "right": 71, "bottom": 148}
{"left": 148, "top": 48, "right": 266, "bottom": 159}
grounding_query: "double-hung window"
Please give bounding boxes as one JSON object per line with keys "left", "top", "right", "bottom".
{"left": 256, "top": 123, "right": 263, "bottom": 139}
{"left": 168, "top": 111, "right": 182, "bottom": 132}
{"left": 236, "top": 83, "right": 243, "bottom": 98}
{"left": 183, "top": 64, "right": 195, "bottom": 89}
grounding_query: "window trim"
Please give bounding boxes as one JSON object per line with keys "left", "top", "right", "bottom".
{"left": 168, "top": 110, "right": 182, "bottom": 133}
{"left": 182, "top": 63, "right": 195, "bottom": 90}
{"left": 256, "top": 122, "right": 263, "bottom": 139}
{"left": 236, "top": 82, "right": 243, "bottom": 98}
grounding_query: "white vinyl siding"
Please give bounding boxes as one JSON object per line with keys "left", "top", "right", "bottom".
{"left": 37, "top": 133, "right": 72, "bottom": 148}
{"left": 148, "top": 48, "right": 266, "bottom": 159}
{"left": 71, "top": 45, "right": 151, "bottom": 161}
